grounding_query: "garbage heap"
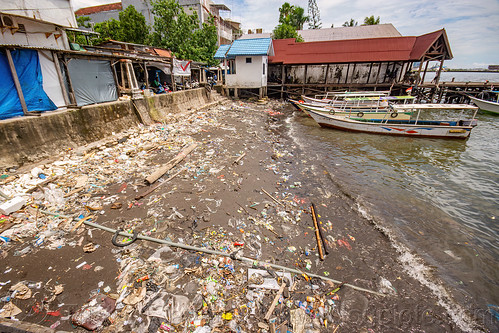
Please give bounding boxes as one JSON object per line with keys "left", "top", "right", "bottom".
{"left": 0, "top": 100, "right": 390, "bottom": 332}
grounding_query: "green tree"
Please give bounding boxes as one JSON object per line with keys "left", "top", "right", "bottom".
{"left": 151, "top": 0, "right": 217, "bottom": 63}
{"left": 93, "top": 18, "right": 122, "bottom": 44}
{"left": 119, "top": 5, "right": 149, "bottom": 44}
{"left": 307, "top": 0, "right": 321, "bottom": 29}
{"left": 278, "top": 2, "right": 308, "bottom": 30}
{"left": 68, "top": 16, "right": 91, "bottom": 45}
{"left": 363, "top": 15, "right": 380, "bottom": 25}
{"left": 342, "top": 18, "right": 358, "bottom": 27}
{"left": 272, "top": 23, "right": 304, "bottom": 42}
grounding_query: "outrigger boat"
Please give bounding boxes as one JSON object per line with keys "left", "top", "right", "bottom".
{"left": 305, "top": 106, "right": 478, "bottom": 139}
{"left": 467, "top": 91, "right": 499, "bottom": 114}
{"left": 289, "top": 98, "right": 412, "bottom": 120}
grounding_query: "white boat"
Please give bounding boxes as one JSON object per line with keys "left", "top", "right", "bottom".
{"left": 468, "top": 92, "right": 499, "bottom": 114}
{"left": 289, "top": 99, "right": 412, "bottom": 120}
{"left": 305, "top": 108, "right": 478, "bottom": 139}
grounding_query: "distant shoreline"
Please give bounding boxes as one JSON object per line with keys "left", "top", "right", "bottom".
{"left": 427, "top": 69, "right": 499, "bottom": 73}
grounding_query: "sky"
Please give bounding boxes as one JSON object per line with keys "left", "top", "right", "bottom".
{"left": 71, "top": 0, "right": 499, "bottom": 69}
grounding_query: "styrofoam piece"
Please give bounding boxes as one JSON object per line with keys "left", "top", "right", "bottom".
{"left": 0, "top": 196, "right": 26, "bottom": 215}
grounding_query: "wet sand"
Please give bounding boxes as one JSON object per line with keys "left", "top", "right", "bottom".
{"left": 0, "top": 99, "right": 484, "bottom": 332}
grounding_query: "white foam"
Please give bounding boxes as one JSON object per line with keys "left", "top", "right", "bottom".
{"left": 356, "top": 202, "right": 481, "bottom": 332}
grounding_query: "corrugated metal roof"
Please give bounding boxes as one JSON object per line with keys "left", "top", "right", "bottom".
{"left": 269, "top": 29, "right": 450, "bottom": 65}
{"left": 75, "top": 2, "right": 122, "bottom": 16}
{"left": 297, "top": 24, "right": 401, "bottom": 42}
{"left": 226, "top": 38, "right": 272, "bottom": 57}
{"left": 214, "top": 44, "right": 231, "bottom": 59}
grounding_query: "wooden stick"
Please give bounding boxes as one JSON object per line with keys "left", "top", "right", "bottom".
{"left": 26, "top": 176, "right": 60, "bottom": 194}
{"left": 233, "top": 152, "right": 246, "bottom": 164}
{"left": 311, "top": 204, "right": 325, "bottom": 260}
{"left": 136, "top": 167, "right": 185, "bottom": 200}
{"left": 71, "top": 215, "right": 94, "bottom": 232}
{"left": 261, "top": 188, "right": 285, "bottom": 207}
{"left": 145, "top": 143, "right": 198, "bottom": 184}
{"left": 264, "top": 282, "right": 286, "bottom": 321}
{"left": 311, "top": 203, "right": 329, "bottom": 255}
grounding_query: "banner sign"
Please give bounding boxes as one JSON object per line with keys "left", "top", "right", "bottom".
{"left": 173, "top": 58, "right": 191, "bottom": 76}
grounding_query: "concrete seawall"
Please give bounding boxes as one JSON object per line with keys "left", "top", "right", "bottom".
{"left": 0, "top": 88, "right": 222, "bottom": 170}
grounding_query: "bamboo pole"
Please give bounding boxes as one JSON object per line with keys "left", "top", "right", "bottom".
{"left": 5, "top": 49, "right": 28, "bottom": 115}
{"left": 311, "top": 204, "right": 325, "bottom": 260}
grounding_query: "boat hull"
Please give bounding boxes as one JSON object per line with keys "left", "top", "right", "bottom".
{"left": 289, "top": 99, "right": 411, "bottom": 120}
{"left": 306, "top": 109, "right": 473, "bottom": 139}
{"left": 468, "top": 96, "right": 499, "bottom": 114}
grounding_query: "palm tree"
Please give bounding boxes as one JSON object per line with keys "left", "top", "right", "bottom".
{"left": 363, "top": 15, "right": 380, "bottom": 25}
{"left": 342, "top": 18, "right": 358, "bottom": 27}
{"left": 290, "top": 6, "right": 309, "bottom": 30}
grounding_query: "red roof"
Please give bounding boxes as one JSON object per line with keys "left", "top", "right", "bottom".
{"left": 75, "top": 2, "right": 122, "bottom": 16}
{"left": 153, "top": 48, "right": 172, "bottom": 58}
{"left": 269, "top": 29, "right": 451, "bottom": 65}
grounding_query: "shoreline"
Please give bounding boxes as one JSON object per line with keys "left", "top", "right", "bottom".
{"left": 0, "top": 100, "right": 486, "bottom": 332}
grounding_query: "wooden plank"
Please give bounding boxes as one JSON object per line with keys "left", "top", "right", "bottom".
{"left": 5, "top": 49, "right": 28, "bottom": 115}
{"left": 264, "top": 282, "right": 286, "bottom": 321}
{"left": 145, "top": 143, "right": 198, "bottom": 184}
{"left": 51, "top": 51, "right": 70, "bottom": 106}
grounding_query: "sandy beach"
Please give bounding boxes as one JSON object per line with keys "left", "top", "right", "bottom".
{"left": 0, "top": 99, "right": 484, "bottom": 332}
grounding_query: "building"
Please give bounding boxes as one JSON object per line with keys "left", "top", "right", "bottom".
{"left": 74, "top": 0, "right": 241, "bottom": 45}
{"left": 268, "top": 29, "right": 453, "bottom": 98}
{"left": 214, "top": 37, "right": 274, "bottom": 98}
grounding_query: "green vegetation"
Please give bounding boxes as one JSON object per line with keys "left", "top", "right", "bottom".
{"left": 273, "top": 2, "right": 307, "bottom": 41}
{"left": 363, "top": 15, "right": 380, "bottom": 25}
{"left": 74, "top": 2, "right": 217, "bottom": 64}
{"left": 150, "top": 0, "right": 218, "bottom": 65}
{"left": 342, "top": 18, "right": 358, "bottom": 27}
{"left": 92, "top": 5, "right": 149, "bottom": 44}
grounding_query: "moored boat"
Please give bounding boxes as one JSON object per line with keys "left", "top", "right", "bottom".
{"left": 289, "top": 99, "right": 412, "bottom": 120}
{"left": 305, "top": 108, "right": 478, "bottom": 139}
{"left": 468, "top": 92, "right": 499, "bottom": 114}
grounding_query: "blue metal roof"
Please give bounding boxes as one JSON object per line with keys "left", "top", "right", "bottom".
{"left": 214, "top": 44, "right": 231, "bottom": 59}
{"left": 226, "top": 38, "right": 272, "bottom": 57}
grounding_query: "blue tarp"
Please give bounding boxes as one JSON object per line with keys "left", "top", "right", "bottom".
{"left": 0, "top": 49, "right": 57, "bottom": 120}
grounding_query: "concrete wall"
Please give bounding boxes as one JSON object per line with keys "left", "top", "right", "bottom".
{"left": 0, "top": 88, "right": 216, "bottom": 169}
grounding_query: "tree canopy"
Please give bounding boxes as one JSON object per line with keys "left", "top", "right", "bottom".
{"left": 91, "top": 5, "right": 149, "bottom": 45}
{"left": 273, "top": 2, "right": 307, "bottom": 41}
{"left": 342, "top": 18, "right": 358, "bottom": 27}
{"left": 278, "top": 2, "right": 309, "bottom": 30}
{"left": 307, "top": 0, "right": 321, "bottom": 29}
{"left": 363, "top": 15, "right": 380, "bottom": 25}
{"left": 272, "top": 23, "right": 304, "bottom": 42}
{"left": 151, "top": 0, "right": 218, "bottom": 65}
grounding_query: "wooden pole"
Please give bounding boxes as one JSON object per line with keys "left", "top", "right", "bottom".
{"left": 280, "top": 64, "right": 285, "bottom": 99}
{"left": 5, "top": 49, "right": 29, "bottom": 115}
{"left": 311, "top": 204, "right": 325, "bottom": 260}
{"left": 51, "top": 51, "right": 70, "bottom": 106}
{"left": 366, "top": 62, "right": 373, "bottom": 84}
{"left": 144, "top": 61, "right": 149, "bottom": 89}
{"left": 61, "top": 57, "right": 77, "bottom": 105}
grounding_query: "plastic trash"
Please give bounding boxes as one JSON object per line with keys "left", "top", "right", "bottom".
{"left": 0, "top": 196, "right": 26, "bottom": 215}
{"left": 71, "top": 294, "right": 116, "bottom": 330}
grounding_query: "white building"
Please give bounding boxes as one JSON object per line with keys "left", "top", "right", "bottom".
{"left": 214, "top": 37, "right": 274, "bottom": 98}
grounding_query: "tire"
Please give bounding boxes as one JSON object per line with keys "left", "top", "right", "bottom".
{"left": 390, "top": 112, "right": 398, "bottom": 118}
{"left": 356, "top": 112, "right": 364, "bottom": 118}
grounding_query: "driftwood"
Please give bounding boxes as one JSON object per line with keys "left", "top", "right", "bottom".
{"left": 265, "top": 282, "right": 286, "bottom": 321}
{"left": 145, "top": 143, "right": 198, "bottom": 185}
{"left": 233, "top": 152, "right": 246, "bottom": 164}
{"left": 25, "top": 176, "right": 60, "bottom": 194}
{"left": 261, "top": 188, "right": 285, "bottom": 207}
{"left": 135, "top": 167, "right": 185, "bottom": 200}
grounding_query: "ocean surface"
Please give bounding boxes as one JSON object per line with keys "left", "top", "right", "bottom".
{"left": 424, "top": 71, "right": 499, "bottom": 83}
{"left": 284, "top": 88, "right": 499, "bottom": 331}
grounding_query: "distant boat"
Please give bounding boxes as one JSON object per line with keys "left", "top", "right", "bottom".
{"left": 468, "top": 92, "right": 499, "bottom": 114}
{"left": 305, "top": 108, "right": 478, "bottom": 139}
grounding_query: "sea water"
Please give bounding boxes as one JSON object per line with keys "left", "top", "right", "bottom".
{"left": 285, "top": 105, "right": 499, "bottom": 331}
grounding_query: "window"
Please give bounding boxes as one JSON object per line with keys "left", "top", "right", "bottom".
{"left": 246, "top": 57, "right": 252, "bottom": 63}
{"left": 263, "top": 62, "right": 266, "bottom": 75}
{"left": 228, "top": 59, "right": 236, "bottom": 74}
